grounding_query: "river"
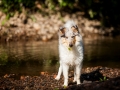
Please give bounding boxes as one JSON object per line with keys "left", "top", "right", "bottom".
{"left": 0, "top": 37, "right": 120, "bottom": 76}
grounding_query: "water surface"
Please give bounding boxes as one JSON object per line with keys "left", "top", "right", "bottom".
{"left": 0, "top": 37, "right": 120, "bottom": 76}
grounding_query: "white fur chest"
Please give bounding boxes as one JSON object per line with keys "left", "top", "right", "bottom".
{"left": 59, "top": 43, "right": 81, "bottom": 66}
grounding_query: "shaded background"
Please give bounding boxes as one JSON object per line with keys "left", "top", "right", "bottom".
{"left": 0, "top": 0, "right": 120, "bottom": 76}
{"left": 0, "top": 0, "right": 120, "bottom": 42}
{"left": 0, "top": 0, "right": 120, "bottom": 27}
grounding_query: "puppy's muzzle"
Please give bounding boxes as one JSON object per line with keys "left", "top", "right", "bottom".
{"left": 69, "top": 43, "right": 73, "bottom": 47}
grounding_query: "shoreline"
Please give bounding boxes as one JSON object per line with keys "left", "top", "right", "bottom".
{"left": 0, "top": 11, "right": 120, "bottom": 42}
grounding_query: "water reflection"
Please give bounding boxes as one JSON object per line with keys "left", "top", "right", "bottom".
{"left": 0, "top": 37, "right": 120, "bottom": 76}
{"left": 0, "top": 41, "right": 59, "bottom": 76}
{"left": 84, "top": 37, "right": 120, "bottom": 68}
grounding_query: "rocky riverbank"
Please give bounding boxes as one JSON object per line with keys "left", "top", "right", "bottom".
{"left": 0, "top": 66, "right": 120, "bottom": 90}
{"left": 0, "top": 11, "right": 118, "bottom": 42}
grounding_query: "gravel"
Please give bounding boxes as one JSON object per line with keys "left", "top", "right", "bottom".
{"left": 0, "top": 66, "right": 120, "bottom": 90}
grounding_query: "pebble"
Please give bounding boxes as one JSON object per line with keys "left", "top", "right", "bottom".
{"left": 0, "top": 66, "right": 120, "bottom": 90}
{"left": 33, "top": 23, "right": 40, "bottom": 30}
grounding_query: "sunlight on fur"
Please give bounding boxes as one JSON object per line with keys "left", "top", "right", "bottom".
{"left": 55, "top": 20, "right": 84, "bottom": 86}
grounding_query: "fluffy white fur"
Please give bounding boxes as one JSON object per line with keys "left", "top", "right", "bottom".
{"left": 55, "top": 21, "right": 84, "bottom": 86}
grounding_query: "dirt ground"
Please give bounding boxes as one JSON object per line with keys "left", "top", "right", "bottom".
{"left": 0, "top": 66, "right": 120, "bottom": 90}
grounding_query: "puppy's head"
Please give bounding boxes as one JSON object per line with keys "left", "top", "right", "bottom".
{"left": 59, "top": 21, "right": 80, "bottom": 48}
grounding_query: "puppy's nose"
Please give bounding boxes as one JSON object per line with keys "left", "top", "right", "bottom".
{"left": 69, "top": 44, "right": 73, "bottom": 47}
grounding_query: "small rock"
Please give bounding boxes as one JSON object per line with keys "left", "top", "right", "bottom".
{"left": 83, "top": 80, "right": 92, "bottom": 84}
{"left": 33, "top": 23, "right": 40, "bottom": 30}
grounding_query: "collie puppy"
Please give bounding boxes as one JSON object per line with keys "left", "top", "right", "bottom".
{"left": 55, "top": 20, "right": 84, "bottom": 86}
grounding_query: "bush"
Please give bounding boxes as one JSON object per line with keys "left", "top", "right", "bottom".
{"left": 0, "top": 0, "right": 35, "bottom": 18}
{"left": 78, "top": 0, "right": 120, "bottom": 26}
{"left": 0, "top": 0, "right": 120, "bottom": 26}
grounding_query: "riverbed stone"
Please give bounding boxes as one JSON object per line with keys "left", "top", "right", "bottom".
{"left": 0, "top": 11, "right": 118, "bottom": 42}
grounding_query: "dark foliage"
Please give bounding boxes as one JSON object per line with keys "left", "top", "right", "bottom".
{"left": 78, "top": 0, "right": 120, "bottom": 27}
{"left": 0, "top": 0, "right": 120, "bottom": 26}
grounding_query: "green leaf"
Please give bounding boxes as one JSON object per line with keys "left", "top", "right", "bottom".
{"left": 54, "top": 88, "right": 59, "bottom": 90}
{"left": 68, "top": 47, "right": 71, "bottom": 51}
{"left": 1, "top": 19, "right": 7, "bottom": 26}
{"left": 99, "top": 78, "right": 103, "bottom": 81}
{"left": 104, "top": 76, "right": 106, "bottom": 80}
{"left": 88, "top": 9, "right": 97, "bottom": 18}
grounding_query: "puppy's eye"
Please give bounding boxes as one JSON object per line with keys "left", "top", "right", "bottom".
{"left": 65, "top": 37, "right": 68, "bottom": 39}
{"left": 61, "top": 34, "right": 65, "bottom": 37}
{"left": 71, "top": 36, "right": 75, "bottom": 38}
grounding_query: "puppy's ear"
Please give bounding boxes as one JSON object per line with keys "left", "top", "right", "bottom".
{"left": 59, "top": 26, "right": 66, "bottom": 37}
{"left": 71, "top": 25, "right": 79, "bottom": 33}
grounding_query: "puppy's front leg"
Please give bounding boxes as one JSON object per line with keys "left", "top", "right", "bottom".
{"left": 73, "top": 68, "right": 76, "bottom": 82}
{"left": 75, "top": 64, "right": 82, "bottom": 85}
{"left": 55, "top": 64, "right": 62, "bottom": 80}
{"left": 63, "top": 64, "right": 69, "bottom": 86}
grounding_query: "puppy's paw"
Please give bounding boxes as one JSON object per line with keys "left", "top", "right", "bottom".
{"left": 76, "top": 80, "right": 81, "bottom": 85}
{"left": 73, "top": 77, "right": 76, "bottom": 82}
{"left": 63, "top": 83, "right": 68, "bottom": 87}
{"left": 63, "top": 85, "right": 68, "bottom": 88}
{"left": 55, "top": 76, "right": 60, "bottom": 80}
{"left": 73, "top": 79, "right": 76, "bottom": 82}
